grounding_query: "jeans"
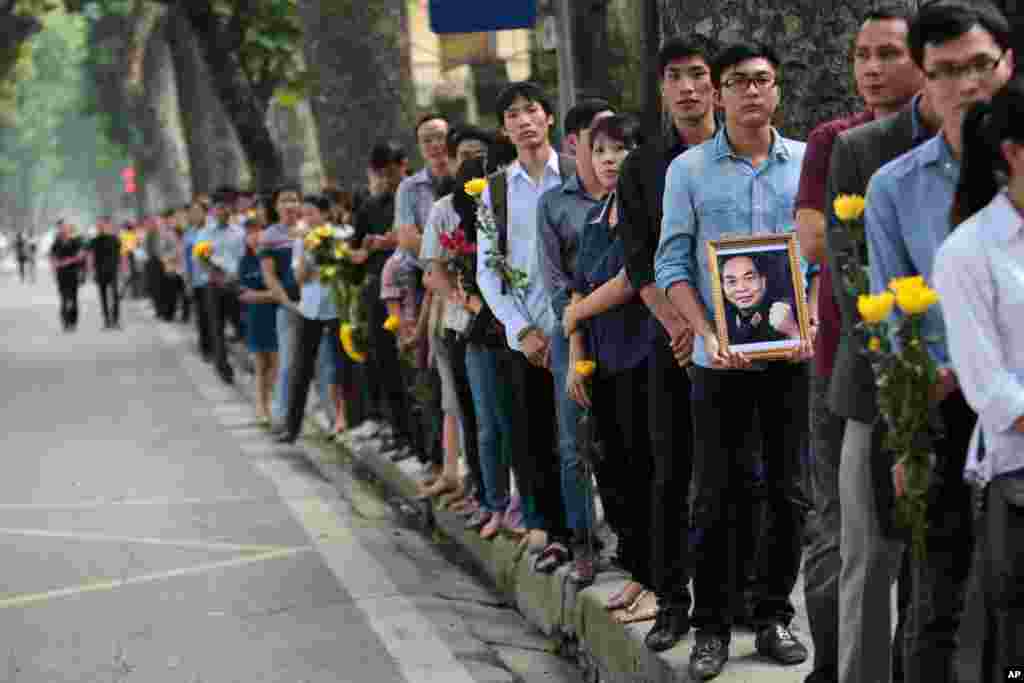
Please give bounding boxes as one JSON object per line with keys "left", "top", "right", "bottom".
{"left": 314, "top": 325, "right": 337, "bottom": 425}
{"left": 689, "top": 363, "right": 808, "bottom": 636}
{"left": 272, "top": 306, "right": 296, "bottom": 426}
{"left": 549, "top": 332, "right": 590, "bottom": 533}
{"left": 804, "top": 372, "right": 845, "bottom": 682}
{"left": 465, "top": 344, "right": 512, "bottom": 514}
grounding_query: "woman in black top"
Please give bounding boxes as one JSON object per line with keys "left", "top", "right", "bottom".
{"left": 49, "top": 222, "right": 87, "bottom": 331}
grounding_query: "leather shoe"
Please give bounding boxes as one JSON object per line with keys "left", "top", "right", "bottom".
{"left": 688, "top": 632, "right": 728, "bottom": 680}
{"left": 644, "top": 607, "right": 690, "bottom": 652}
{"left": 755, "top": 623, "right": 808, "bottom": 665}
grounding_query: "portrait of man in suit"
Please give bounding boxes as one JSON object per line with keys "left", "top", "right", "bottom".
{"left": 720, "top": 252, "right": 800, "bottom": 346}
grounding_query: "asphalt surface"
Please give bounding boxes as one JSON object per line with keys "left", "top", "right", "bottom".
{"left": 1, "top": 265, "right": 580, "bottom": 683}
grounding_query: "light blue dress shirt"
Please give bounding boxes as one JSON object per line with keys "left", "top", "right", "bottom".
{"left": 476, "top": 152, "right": 564, "bottom": 350}
{"left": 293, "top": 237, "right": 338, "bottom": 321}
{"left": 865, "top": 134, "right": 957, "bottom": 366}
{"left": 654, "top": 127, "right": 807, "bottom": 368}
{"left": 934, "top": 192, "right": 1024, "bottom": 484}
{"left": 192, "top": 220, "right": 245, "bottom": 288}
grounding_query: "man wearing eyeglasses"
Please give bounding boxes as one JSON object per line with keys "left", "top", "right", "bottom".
{"left": 655, "top": 42, "right": 809, "bottom": 680}
{"left": 864, "top": 3, "right": 1014, "bottom": 682}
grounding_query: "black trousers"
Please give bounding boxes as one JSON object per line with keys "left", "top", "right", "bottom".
{"left": 57, "top": 271, "right": 79, "bottom": 328}
{"left": 193, "top": 286, "right": 212, "bottom": 357}
{"left": 495, "top": 348, "right": 569, "bottom": 542}
{"left": 285, "top": 316, "right": 340, "bottom": 438}
{"left": 17, "top": 258, "right": 26, "bottom": 282}
{"left": 97, "top": 276, "right": 119, "bottom": 325}
{"left": 203, "top": 285, "right": 234, "bottom": 373}
{"left": 648, "top": 337, "right": 695, "bottom": 608}
{"left": 958, "top": 477, "right": 1024, "bottom": 683}
{"left": 362, "top": 277, "right": 415, "bottom": 444}
{"left": 449, "top": 334, "right": 484, "bottom": 497}
{"left": 689, "top": 363, "right": 809, "bottom": 636}
{"left": 160, "top": 273, "right": 187, "bottom": 321}
{"left": 903, "top": 390, "right": 975, "bottom": 683}
{"left": 592, "top": 357, "right": 656, "bottom": 587}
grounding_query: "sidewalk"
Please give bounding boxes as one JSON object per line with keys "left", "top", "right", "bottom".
{"left": 226, "top": 344, "right": 815, "bottom": 683}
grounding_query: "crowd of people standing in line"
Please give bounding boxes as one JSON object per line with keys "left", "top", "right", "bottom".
{"left": 41, "top": 2, "right": 1024, "bottom": 680}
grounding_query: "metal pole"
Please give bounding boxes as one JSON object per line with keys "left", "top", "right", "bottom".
{"left": 555, "top": 0, "right": 577, "bottom": 140}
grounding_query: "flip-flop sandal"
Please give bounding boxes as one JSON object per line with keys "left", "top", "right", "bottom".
{"left": 533, "top": 542, "right": 570, "bottom": 573}
{"left": 613, "top": 591, "right": 659, "bottom": 624}
{"left": 606, "top": 582, "right": 644, "bottom": 611}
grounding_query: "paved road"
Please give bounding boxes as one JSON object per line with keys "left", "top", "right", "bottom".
{"left": 1, "top": 269, "right": 580, "bottom": 683}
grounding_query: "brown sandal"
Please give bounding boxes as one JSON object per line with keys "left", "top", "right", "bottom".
{"left": 606, "top": 582, "right": 644, "bottom": 611}
{"left": 415, "top": 476, "right": 459, "bottom": 501}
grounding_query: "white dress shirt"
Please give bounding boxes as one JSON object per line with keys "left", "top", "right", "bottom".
{"left": 934, "top": 191, "right": 1024, "bottom": 485}
{"left": 476, "top": 151, "right": 564, "bottom": 351}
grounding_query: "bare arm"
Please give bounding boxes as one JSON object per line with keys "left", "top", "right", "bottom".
{"left": 796, "top": 208, "right": 827, "bottom": 264}
{"left": 260, "top": 255, "right": 290, "bottom": 306}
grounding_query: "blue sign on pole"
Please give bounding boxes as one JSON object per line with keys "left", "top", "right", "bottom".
{"left": 429, "top": 0, "right": 538, "bottom": 34}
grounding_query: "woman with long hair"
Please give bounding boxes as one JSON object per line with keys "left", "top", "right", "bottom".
{"left": 561, "top": 115, "right": 659, "bottom": 612}
{"left": 934, "top": 75, "right": 1024, "bottom": 682}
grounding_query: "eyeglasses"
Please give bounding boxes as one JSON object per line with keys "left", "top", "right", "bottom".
{"left": 721, "top": 73, "right": 777, "bottom": 91}
{"left": 925, "top": 51, "right": 1006, "bottom": 82}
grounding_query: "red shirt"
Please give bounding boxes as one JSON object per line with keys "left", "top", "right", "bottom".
{"left": 795, "top": 110, "right": 875, "bottom": 377}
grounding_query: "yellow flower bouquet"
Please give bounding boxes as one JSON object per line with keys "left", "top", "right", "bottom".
{"left": 858, "top": 275, "right": 943, "bottom": 560}
{"left": 832, "top": 194, "right": 870, "bottom": 298}
{"left": 192, "top": 240, "right": 213, "bottom": 264}
{"left": 302, "top": 223, "right": 369, "bottom": 362}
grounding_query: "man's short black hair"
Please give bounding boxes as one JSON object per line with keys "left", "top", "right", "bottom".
{"left": 415, "top": 112, "right": 449, "bottom": 136}
{"left": 494, "top": 81, "right": 554, "bottom": 125}
{"left": 564, "top": 98, "right": 614, "bottom": 137}
{"left": 864, "top": 4, "right": 915, "bottom": 25}
{"left": 161, "top": 208, "right": 175, "bottom": 219}
{"left": 368, "top": 140, "right": 407, "bottom": 170}
{"left": 908, "top": 0, "right": 1011, "bottom": 68}
{"left": 657, "top": 36, "right": 718, "bottom": 79}
{"left": 711, "top": 42, "right": 781, "bottom": 89}
{"left": 271, "top": 184, "right": 302, "bottom": 206}
{"left": 446, "top": 125, "right": 495, "bottom": 158}
{"left": 303, "top": 194, "right": 330, "bottom": 213}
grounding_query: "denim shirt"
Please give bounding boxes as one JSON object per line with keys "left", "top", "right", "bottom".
{"left": 655, "top": 127, "right": 807, "bottom": 368}
{"left": 293, "top": 237, "right": 338, "bottom": 321}
{"left": 573, "top": 197, "right": 657, "bottom": 374}
{"left": 865, "top": 134, "right": 958, "bottom": 366}
{"left": 193, "top": 220, "right": 245, "bottom": 287}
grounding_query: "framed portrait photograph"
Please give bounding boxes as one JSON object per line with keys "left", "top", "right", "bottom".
{"left": 706, "top": 233, "right": 810, "bottom": 361}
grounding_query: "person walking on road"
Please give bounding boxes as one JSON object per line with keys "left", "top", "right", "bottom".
{"left": 49, "top": 221, "right": 86, "bottom": 332}
{"left": 88, "top": 216, "right": 122, "bottom": 329}
{"left": 14, "top": 232, "right": 30, "bottom": 283}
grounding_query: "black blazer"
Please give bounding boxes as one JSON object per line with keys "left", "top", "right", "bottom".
{"left": 824, "top": 106, "right": 924, "bottom": 423}
{"left": 824, "top": 104, "right": 930, "bottom": 539}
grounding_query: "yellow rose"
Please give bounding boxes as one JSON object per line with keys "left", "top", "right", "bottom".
{"left": 857, "top": 292, "right": 896, "bottom": 324}
{"left": 339, "top": 324, "right": 367, "bottom": 363}
{"left": 888, "top": 275, "right": 925, "bottom": 295}
{"left": 868, "top": 336, "right": 881, "bottom": 353}
{"left": 383, "top": 314, "right": 400, "bottom": 333}
{"left": 464, "top": 178, "right": 487, "bottom": 197}
{"left": 304, "top": 234, "right": 322, "bottom": 251}
{"left": 334, "top": 244, "right": 349, "bottom": 260}
{"left": 321, "top": 265, "right": 337, "bottom": 280}
{"left": 895, "top": 284, "right": 939, "bottom": 315}
{"left": 833, "top": 194, "right": 866, "bottom": 222}
{"left": 192, "top": 241, "right": 212, "bottom": 260}
{"left": 315, "top": 225, "right": 333, "bottom": 239}
{"left": 574, "top": 360, "right": 597, "bottom": 378}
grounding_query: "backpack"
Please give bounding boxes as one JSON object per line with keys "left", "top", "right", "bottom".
{"left": 490, "top": 154, "right": 576, "bottom": 291}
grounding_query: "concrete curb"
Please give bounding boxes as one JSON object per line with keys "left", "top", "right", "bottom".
{"left": 223, "top": 345, "right": 813, "bottom": 683}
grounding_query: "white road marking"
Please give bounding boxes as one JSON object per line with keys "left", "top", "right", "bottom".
{"left": 0, "top": 528, "right": 298, "bottom": 554}
{"left": 0, "top": 495, "right": 268, "bottom": 510}
{"left": 0, "top": 546, "right": 313, "bottom": 610}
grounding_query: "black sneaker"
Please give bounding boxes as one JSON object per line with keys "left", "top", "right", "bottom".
{"left": 688, "top": 632, "right": 728, "bottom": 680}
{"left": 644, "top": 606, "right": 690, "bottom": 652}
{"left": 755, "top": 623, "right": 808, "bottom": 665}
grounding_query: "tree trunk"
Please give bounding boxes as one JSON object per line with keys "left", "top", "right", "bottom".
{"left": 181, "top": 4, "right": 285, "bottom": 190}
{"left": 266, "top": 99, "right": 324, "bottom": 190}
{"left": 297, "top": 0, "right": 415, "bottom": 189}
{"left": 572, "top": 0, "right": 610, "bottom": 99}
{"left": 658, "top": 0, "right": 917, "bottom": 138}
{"left": 137, "top": 15, "right": 191, "bottom": 212}
{"left": 639, "top": 0, "right": 661, "bottom": 131}
{"left": 164, "top": 9, "right": 249, "bottom": 194}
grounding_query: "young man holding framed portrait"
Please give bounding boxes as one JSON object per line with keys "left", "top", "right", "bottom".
{"left": 654, "top": 43, "right": 810, "bottom": 681}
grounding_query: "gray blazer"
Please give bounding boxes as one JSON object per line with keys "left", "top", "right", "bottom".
{"left": 824, "top": 105, "right": 926, "bottom": 423}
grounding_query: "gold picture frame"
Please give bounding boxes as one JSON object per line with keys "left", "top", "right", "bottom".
{"left": 706, "top": 233, "right": 810, "bottom": 362}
